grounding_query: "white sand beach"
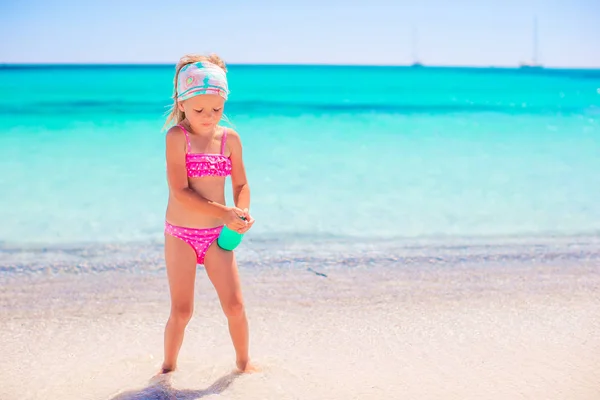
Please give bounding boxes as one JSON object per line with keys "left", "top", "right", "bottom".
{"left": 1, "top": 251, "right": 599, "bottom": 400}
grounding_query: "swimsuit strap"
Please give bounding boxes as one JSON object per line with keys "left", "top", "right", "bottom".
{"left": 220, "top": 128, "right": 228, "bottom": 155}
{"left": 178, "top": 124, "right": 192, "bottom": 154}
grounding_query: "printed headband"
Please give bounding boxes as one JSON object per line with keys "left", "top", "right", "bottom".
{"left": 176, "top": 61, "right": 229, "bottom": 101}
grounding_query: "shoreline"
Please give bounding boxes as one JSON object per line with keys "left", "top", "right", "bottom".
{"left": 1, "top": 233, "right": 599, "bottom": 277}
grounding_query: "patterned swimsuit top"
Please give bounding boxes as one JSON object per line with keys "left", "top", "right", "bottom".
{"left": 179, "top": 124, "right": 232, "bottom": 178}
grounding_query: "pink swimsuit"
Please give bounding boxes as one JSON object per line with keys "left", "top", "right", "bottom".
{"left": 164, "top": 125, "right": 232, "bottom": 265}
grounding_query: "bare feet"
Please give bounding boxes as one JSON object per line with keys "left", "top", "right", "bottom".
{"left": 155, "top": 364, "right": 175, "bottom": 377}
{"left": 236, "top": 359, "right": 260, "bottom": 374}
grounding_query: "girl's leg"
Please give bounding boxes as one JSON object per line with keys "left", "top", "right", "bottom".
{"left": 161, "top": 233, "right": 198, "bottom": 373}
{"left": 204, "top": 244, "right": 257, "bottom": 372}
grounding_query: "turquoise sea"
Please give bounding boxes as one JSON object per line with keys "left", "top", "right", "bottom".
{"left": 1, "top": 65, "right": 599, "bottom": 273}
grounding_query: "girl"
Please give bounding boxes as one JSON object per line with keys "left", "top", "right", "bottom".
{"left": 160, "top": 54, "right": 257, "bottom": 374}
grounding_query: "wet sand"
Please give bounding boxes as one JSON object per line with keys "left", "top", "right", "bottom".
{"left": 1, "top": 258, "right": 599, "bottom": 400}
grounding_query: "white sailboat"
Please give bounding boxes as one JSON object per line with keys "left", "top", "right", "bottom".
{"left": 519, "top": 17, "right": 543, "bottom": 69}
{"left": 410, "top": 26, "right": 424, "bottom": 67}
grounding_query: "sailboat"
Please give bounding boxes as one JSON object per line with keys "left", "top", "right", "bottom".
{"left": 519, "top": 17, "right": 543, "bottom": 69}
{"left": 410, "top": 26, "right": 424, "bottom": 67}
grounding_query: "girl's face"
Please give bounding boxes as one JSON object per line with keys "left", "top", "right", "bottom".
{"left": 178, "top": 94, "right": 225, "bottom": 132}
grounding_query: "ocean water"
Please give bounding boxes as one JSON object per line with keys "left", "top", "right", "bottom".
{"left": 1, "top": 65, "right": 599, "bottom": 263}
{"left": 2, "top": 65, "right": 600, "bottom": 400}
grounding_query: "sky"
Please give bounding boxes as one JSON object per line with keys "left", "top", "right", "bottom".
{"left": 1, "top": 0, "right": 599, "bottom": 67}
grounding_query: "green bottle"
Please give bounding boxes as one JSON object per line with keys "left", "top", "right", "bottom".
{"left": 217, "top": 216, "right": 246, "bottom": 251}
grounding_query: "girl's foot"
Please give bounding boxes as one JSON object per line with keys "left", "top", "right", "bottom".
{"left": 155, "top": 364, "right": 175, "bottom": 376}
{"left": 236, "top": 359, "right": 260, "bottom": 373}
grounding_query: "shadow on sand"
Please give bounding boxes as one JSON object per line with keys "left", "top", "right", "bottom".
{"left": 110, "top": 371, "right": 240, "bottom": 400}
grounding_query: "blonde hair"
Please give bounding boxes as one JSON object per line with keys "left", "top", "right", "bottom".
{"left": 163, "top": 53, "right": 228, "bottom": 129}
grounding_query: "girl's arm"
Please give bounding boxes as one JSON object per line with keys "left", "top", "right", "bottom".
{"left": 165, "top": 126, "right": 241, "bottom": 221}
{"left": 227, "top": 129, "right": 251, "bottom": 212}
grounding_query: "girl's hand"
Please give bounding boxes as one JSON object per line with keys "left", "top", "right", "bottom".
{"left": 237, "top": 208, "right": 255, "bottom": 234}
{"left": 223, "top": 207, "right": 248, "bottom": 231}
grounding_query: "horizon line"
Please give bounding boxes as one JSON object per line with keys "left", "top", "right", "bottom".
{"left": 1, "top": 62, "right": 599, "bottom": 70}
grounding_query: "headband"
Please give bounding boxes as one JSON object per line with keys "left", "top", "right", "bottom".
{"left": 176, "top": 61, "right": 229, "bottom": 101}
